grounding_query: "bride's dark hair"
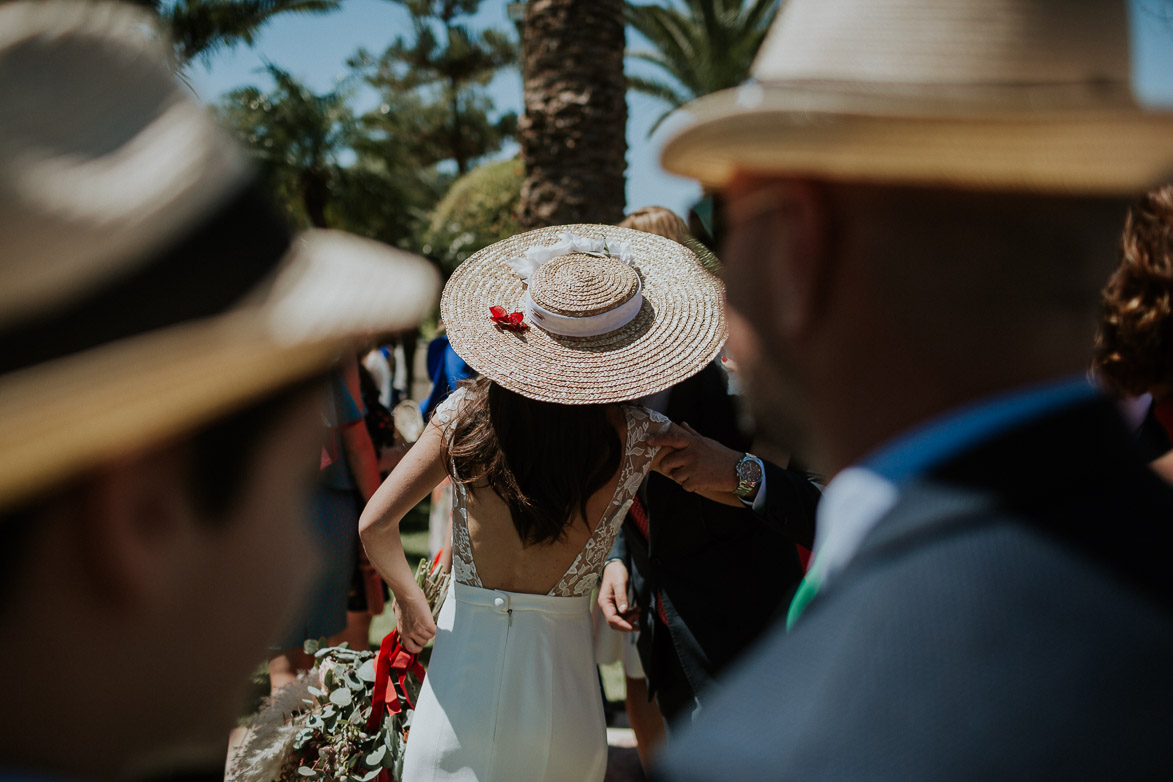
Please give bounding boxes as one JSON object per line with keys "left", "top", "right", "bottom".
{"left": 441, "top": 376, "right": 622, "bottom": 546}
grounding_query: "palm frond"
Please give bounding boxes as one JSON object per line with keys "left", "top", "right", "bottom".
{"left": 742, "top": 0, "right": 780, "bottom": 33}
{"left": 645, "top": 104, "right": 680, "bottom": 138}
{"left": 625, "top": 0, "right": 779, "bottom": 100}
{"left": 626, "top": 72, "right": 689, "bottom": 109}
{"left": 627, "top": 4, "right": 707, "bottom": 96}
{"left": 165, "top": 0, "right": 342, "bottom": 64}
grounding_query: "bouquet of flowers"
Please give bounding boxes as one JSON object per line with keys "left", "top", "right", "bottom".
{"left": 228, "top": 559, "right": 450, "bottom": 782}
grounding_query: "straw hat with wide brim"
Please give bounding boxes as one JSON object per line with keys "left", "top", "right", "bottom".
{"left": 663, "top": 0, "right": 1173, "bottom": 194}
{"left": 441, "top": 225, "right": 726, "bottom": 405}
{"left": 0, "top": 1, "right": 439, "bottom": 510}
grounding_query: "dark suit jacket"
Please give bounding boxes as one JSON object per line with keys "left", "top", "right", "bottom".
{"left": 608, "top": 363, "right": 821, "bottom": 706}
{"left": 658, "top": 398, "right": 1173, "bottom": 780}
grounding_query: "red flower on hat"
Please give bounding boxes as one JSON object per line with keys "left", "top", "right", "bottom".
{"left": 490, "top": 305, "right": 528, "bottom": 332}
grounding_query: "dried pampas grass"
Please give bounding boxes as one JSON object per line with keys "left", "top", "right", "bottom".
{"left": 226, "top": 674, "right": 314, "bottom": 782}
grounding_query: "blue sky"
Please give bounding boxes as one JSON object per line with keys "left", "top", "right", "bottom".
{"left": 185, "top": 0, "right": 702, "bottom": 217}
{"left": 186, "top": 0, "right": 1173, "bottom": 220}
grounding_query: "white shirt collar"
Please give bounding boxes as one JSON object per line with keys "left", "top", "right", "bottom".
{"left": 809, "top": 467, "right": 899, "bottom": 588}
{"left": 810, "top": 377, "right": 1097, "bottom": 590}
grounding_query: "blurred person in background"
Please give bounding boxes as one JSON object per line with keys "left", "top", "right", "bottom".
{"left": 268, "top": 352, "right": 383, "bottom": 690}
{"left": 0, "top": 3, "right": 436, "bottom": 778}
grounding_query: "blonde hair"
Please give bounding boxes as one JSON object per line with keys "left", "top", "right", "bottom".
{"left": 619, "top": 206, "right": 690, "bottom": 244}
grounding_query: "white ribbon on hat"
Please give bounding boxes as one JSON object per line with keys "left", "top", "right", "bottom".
{"left": 507, "top": 232, "right": 643, "bottom": 337}
{"left": 520, "top": 281, "right": 644, "bottom": 337}
{"left": 508, "top": 232, "right": 635, "bottom": 281}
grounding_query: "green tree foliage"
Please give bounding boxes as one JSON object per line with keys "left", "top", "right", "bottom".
{"left": 353, "top": 0, "right": 518, "bottom": 175}
{"left": 219, "top": 65, "right": 441, "bottom": 246}
{"left": 422, "top": 158, "right": 524, "bottom": 274}
{"left": 219, "top": 65, "right": 355, "bottom": 228}
{"left": 626, "top": 0, "right": 777, "bottom": 134}
{"left": 130, "top": 0, "right": 341, "bottom": 65}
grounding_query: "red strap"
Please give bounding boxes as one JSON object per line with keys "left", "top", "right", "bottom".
{"left": 366, "top": 630, "right": 426, "bottom": 730}
{"left": 1154, "top": 397, "right": 1173, "bottom": 443}
{"left": 627, "top": 496, "right": 669, "bottom": 625}
{"left": 630, "top": 495, "right": 650, "bottom": 539}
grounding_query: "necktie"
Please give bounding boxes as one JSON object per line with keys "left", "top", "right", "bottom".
{"left": 785, "top": 572, "right": 819, "bottom": 630}
{"left": 629, "top": 496, "right": 670, "bottom": 625}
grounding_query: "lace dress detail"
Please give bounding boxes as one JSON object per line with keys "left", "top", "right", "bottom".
{"left": 431, "top": 389, "right": 669, "bottom": 597}
{"left": 550, "top": 406, "right": 669, "bottom": 596}
{"left": 430, "top": 387, "right": 478, "bottom": 589}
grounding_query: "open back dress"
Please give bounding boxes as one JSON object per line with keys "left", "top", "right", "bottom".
{"left": 402, "top": 387, "right": 669, "bottom": 782}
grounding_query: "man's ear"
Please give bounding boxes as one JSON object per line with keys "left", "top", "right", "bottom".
{"left": 72, "top": 447, "right": 193, "bottom": 613}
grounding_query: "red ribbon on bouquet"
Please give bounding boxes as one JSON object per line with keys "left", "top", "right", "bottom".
{"left": 367, "top": 552, "right": 446, "bottom": 734}
{"left": 367, "top": 629, "right": 426, "bottom": 730}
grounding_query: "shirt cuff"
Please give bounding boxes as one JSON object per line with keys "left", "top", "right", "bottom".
{"left": 739, "top": 472, "right": 768, "bottom": 512}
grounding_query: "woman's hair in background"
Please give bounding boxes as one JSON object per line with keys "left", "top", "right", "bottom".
{"left": 620, "top": 205, "right": 722, "bottom": 275}
{"left": 441, "top": 377, "right": 621, "bottom": 546}
{"left": 619, "top": 206, "right": 690, "bottom": 244}
{"left": 1094, "top": 185, "right": 1173, "bottom": 398}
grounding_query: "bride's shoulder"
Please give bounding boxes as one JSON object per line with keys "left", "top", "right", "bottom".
{"left": 432, "top": 383, "right": 478, "bottom": 429}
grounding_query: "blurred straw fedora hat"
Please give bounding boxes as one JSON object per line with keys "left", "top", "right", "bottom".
{"left": 441, "top": 224, "right": 726, "bottom": 404}
{"left": 663, "top": 0, "right": 1173, "bottom": 193}
{"left": 0, "top": 1, "right": 439, "bottom": 510}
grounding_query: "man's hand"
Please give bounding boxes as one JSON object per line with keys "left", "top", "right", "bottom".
{"left": 599, "top": 560, "right": 638, "bottom": 632}
{"left": 649, "top": 422, "right": 742, "bottom": 494}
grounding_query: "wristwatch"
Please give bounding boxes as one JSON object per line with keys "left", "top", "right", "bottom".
{"left": 733, "top": 453, "right": 764, "bottom": 499}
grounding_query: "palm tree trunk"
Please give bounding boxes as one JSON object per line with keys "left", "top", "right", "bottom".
{"left": 518, "top": 0, "right": 627, "bottom": 229}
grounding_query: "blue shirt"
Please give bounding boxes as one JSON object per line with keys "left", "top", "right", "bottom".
{"left": 422, "top": 336, "right": 477, "bottom": 421}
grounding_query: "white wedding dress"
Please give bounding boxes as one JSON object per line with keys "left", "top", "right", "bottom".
{"left": 402, "top": 388, "right": 668, "bottom": 782}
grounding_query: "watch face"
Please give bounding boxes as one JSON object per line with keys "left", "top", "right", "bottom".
{"left": 738, "top": 456, "right": 762, "bottom": 484}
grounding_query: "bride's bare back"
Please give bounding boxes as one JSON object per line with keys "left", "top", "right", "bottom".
{"left": 460, "top": 406, "right": 628, "bottom": 595}
{"left": 441, "top": 392, "right": 668, "bottom": 598}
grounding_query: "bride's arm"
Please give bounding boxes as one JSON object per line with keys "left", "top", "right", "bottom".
{"left": 359, "top": 420, "right": 449, "bottom": 651}
{"left": 649, "top": 421, "right": 745, "bottom": 508}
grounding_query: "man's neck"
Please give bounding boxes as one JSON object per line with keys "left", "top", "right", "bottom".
{"left": 811, "top": 366, "right": 1096, "bottom": 480}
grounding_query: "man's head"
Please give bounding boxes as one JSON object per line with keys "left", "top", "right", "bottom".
{"left": 663, "top": 0, "right": 1172, "bottom": 474}
{"left": 0, "top": 379, "right": 328, "bottom": 776}
{"left": 0, "top": 2, "right": 437, "bottom": 775}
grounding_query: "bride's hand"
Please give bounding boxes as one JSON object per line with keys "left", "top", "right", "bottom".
{"left": 393, "top": 588, "right": 437, "bottom": 653}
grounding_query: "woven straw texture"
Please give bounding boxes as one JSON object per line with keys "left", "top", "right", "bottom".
{"left": 662, "top": 0, "right": 1173, "bottom": 193}
{"left": 441, "top": 224, "right": 726, "bottom": 405}
{"left": 530, "top": 253, "right": 640, "bottom": 317}
{"left": 0, "top": 1, "right": 440, "bottom": 510}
